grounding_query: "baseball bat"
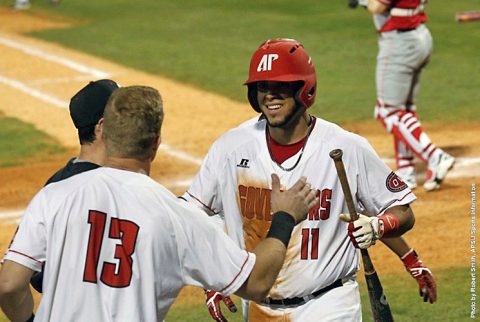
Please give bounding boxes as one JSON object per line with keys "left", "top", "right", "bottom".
{"left": 455, "top": 11, "right": 480, "bottom": 23}
{"left": 329, "top": 149, "right": 394, "bottom": 322}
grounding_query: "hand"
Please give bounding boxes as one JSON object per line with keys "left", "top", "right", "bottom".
{"left": 340, "top": 213, "right": 380, "bottom": 249}
{"left": 401, "top": 249, "right": 437, "bottom": 303}
{"left": 270, "top": 174, "right": 318, "bottom": 224}
{"left": 205, "top": 289, "right": 237, "bottom": 322}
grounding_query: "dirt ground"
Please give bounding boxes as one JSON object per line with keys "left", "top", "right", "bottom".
{"left": 0, "top": 7, "right": 478, "bottom": 308}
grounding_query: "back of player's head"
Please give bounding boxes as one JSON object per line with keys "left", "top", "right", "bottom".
{"left": 103, "top": 86, "right": 164, "bottom": 160}
{"left": 69, "top": 79, "right": 119, "bottom": 144}
{"left": 244, "top": 38, "right": 317, "bottom": 112}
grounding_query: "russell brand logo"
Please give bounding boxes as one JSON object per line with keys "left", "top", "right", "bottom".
{"left": 237, "top": 158, "right": 250, "bottom": 168}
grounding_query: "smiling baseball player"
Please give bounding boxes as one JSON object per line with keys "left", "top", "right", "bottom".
{"left": 183, "top": 39, "right": 435, "bottom": 321}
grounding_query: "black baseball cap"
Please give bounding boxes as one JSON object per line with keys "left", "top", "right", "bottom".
{"left": 69, "top": 79, "right": 119, "bottom": 129}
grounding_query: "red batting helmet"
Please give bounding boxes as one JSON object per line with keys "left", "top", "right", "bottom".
{"left": 244, "top": 38, "right": 317, "bottom": 112}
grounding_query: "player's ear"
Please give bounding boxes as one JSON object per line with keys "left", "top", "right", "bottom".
{"left": 150, "top": 135, "right": 161, "bottom": 161}
{"left": 96, "top": 118, "right": 104, "bottom": 140}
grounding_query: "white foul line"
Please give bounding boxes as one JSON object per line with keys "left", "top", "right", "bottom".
{"left": 159, "top": 144, "right": 203, "bottom": 166}
{"left": 0, "top": 35, "right": 110, "bottom": 79}
{"left": 0, "top": 75, "right": 68, "bottom": 108}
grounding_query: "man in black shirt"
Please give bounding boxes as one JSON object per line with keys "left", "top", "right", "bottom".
{"left": 31, "top": 79, "right": 119, "bottom": 292}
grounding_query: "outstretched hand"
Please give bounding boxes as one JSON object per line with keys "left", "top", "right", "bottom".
{"left": 204, "top": 289, "right": 237, "bottom": 322}
{"left": 270, "top": 174, "right": 318, "bottom": 224}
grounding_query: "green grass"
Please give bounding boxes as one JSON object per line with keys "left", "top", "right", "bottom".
{"left": 0, "top": 266, "right": 472, "bottom": 321}
{"left": 166, "top": 266, "right": 474, "bottom": 321}
{"left": 0, "top": 115, "right": 65, "bottom": 167}
{"left": 7, "top": 0, "right": 477, "bottom": 123}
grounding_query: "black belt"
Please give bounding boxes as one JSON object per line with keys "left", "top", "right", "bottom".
{"left": 397, "top": 27, "right": 417, "bottom": 33}
{"left": 262, "top": 279, "right": 343, "bottom": 307}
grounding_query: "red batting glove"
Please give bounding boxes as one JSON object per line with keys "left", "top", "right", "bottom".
{"left": 205, "top": 289, "right": 238, "bottom": 322}
{"left": 401, "top": 249, "right": 437, "bottom": 304}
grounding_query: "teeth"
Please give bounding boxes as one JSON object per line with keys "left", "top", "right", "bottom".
{"left": 267, "top": 104, "right": 281, "bottom": 110}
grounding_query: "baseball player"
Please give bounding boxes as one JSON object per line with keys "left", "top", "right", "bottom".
{"left": 367, "top": 0, "right": 455, "bottom": 191}
{"left": 0, "top": 85, "right": 318, "bottom": 322}
{"left": 30, "top": 79, "right": 119, "bottom": 293}
{"left": 183, "top": 39, "right": 436, "bottom": 321}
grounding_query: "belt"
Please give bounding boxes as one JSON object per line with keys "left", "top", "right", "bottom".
{"left": 262, "top": 279, "right": 343, "bottom": 307}
{"left": 396, "top": 27, "right": 417, "bottom": 33}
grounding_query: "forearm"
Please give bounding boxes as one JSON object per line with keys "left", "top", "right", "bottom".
{"left": 381, "top": 236, "right": 411, "bottom": 257}
{"left": 380, "top": 205, "right": 415, "bottom": 237}
{"left": 235, "top": 238, "right": 286, "bottom": 302}
{"left": 0, "top": 285, "right": 33, "bottom": 322}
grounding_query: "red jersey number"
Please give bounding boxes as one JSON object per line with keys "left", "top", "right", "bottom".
{"left": 83, "top": 210, "right": 140, "bottom": 288}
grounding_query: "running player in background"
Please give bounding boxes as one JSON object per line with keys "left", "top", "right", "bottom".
{"left": 0, "top": 85, "right": 318, "bottom": 321}
{"left": 184, "top": 38, "right": 436, "bottom": 321}
{"left": 30, "top": 79, "right": 119, "bottom": 293}
{"left": 367, "top": 0, "right": 455, "bottom": 191}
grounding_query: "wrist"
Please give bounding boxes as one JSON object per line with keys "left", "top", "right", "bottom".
{"left": 377, "top": 213, "right": 400, "bottom": 238}
{"left": 401, "top": 248, "right": 420, "bottom": 267}
{"left": 267, "top": 211, "right": 295, "bottom": 247}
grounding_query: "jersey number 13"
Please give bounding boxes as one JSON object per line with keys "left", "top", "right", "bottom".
{"left": 83, "top": 210, "right": 140, "bottom": 288}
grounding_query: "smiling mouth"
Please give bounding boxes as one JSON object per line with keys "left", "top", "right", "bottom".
{"left": 266, "top": 104, "right": 282, "bottom": 110}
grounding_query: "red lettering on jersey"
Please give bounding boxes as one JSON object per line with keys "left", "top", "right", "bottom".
{"left": 308, "top": 190, "right": 321, "bottom": 220}
{"left": 83, "top": 210, "right": 139, "bottom": 288}
{"left": 308, "top": 189, "right": 332, "bottom": 221}
{"left": 84, "top": 210, "right": 107, "bottom": 283}
{"left": 100, "top": 218, "right": 139, "bottom": 288}
{"left": 245, "top": 186, "right": 257, "bottom": 219}
{"left": 239, "top": 185, "right": 247, "bottom": 215}
{"left": 320, "top": 189, "right": 332, "bottom": 220}
{"left": 261, "top": 189, "right": 272, "bottom": 221}
{"left": 238, "top": 185, "right": 272, "bottom": 221}
{"left": 301, "top": 228, "right": 320, "bottom": 260}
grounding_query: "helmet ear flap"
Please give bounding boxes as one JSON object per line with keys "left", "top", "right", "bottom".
{"left": 247, "top": 84, "right": 261, "bottom": 113}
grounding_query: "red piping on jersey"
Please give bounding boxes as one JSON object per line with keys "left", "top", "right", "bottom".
{"left": 219, "top": 252, "right": 251, "bottom": 293}
{"left": 377, "top": 191, "right": 414, "bottom": 215}
{"left": 8, "top": 249, "right": 43, "bottom": 264}
{"left": 186, "top": 192, "right": 220, "bottom": 215}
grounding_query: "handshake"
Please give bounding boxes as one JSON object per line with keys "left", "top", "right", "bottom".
{"left": 348, "top": 0, "right": 368, "bottom": 9}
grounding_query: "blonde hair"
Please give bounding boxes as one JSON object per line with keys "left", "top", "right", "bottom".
{"left": 103, "top": 86, "right": 164, "bottom": 159}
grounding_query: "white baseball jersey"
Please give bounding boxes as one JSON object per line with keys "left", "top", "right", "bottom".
{"left": 184, "top": 116, "right": 415, "bottom": 300}
{"left": 4, "top": 167, "right": 255, "bottom": 322}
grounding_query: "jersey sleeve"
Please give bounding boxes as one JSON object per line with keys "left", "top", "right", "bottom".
{"left": 172, "top": 200, "right": 255, "bottom": 296}
{"left": 3, "top": 191, "right": 47, "bottom": 272}
{"left": 182, "top": 140, "right": 224, "bottom": 216}
{"left": 354, "top": 137, "right": 416, "bottom": 215}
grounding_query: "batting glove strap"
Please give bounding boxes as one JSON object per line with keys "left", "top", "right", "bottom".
{"left": 401, "top": 249, "right": 437, "bottom": 303}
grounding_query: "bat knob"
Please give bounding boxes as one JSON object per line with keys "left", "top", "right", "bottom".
{"left": 329, "top": 149, "right": 343, "bottom": 160}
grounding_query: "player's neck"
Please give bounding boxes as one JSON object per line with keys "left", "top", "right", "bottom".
{"left": 78, "top": 140, "right": 106, "bottom": 166}
{"left": 104, "top": 156, "right": 151, "bottom": 176}
{"left": 268, "top": 113, "right": 311, "bottom": 145}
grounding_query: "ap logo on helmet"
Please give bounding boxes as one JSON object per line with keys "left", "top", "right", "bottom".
{"left": 257, "top": 54, "right": 279, "bottom": 72}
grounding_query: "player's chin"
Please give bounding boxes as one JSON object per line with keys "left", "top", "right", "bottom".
{"left": 262, "top": 112, "right": 287, "bottom": 127}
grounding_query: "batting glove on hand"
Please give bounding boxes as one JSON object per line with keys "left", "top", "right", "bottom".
{"left": 340, "top": 213, "right": 381, "bottom": 249}
{"left": 401, "top": 249, "right": 437, "bottom": 304}
{"left": 205, "top": 289, "right": 237, "bottom": 322}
